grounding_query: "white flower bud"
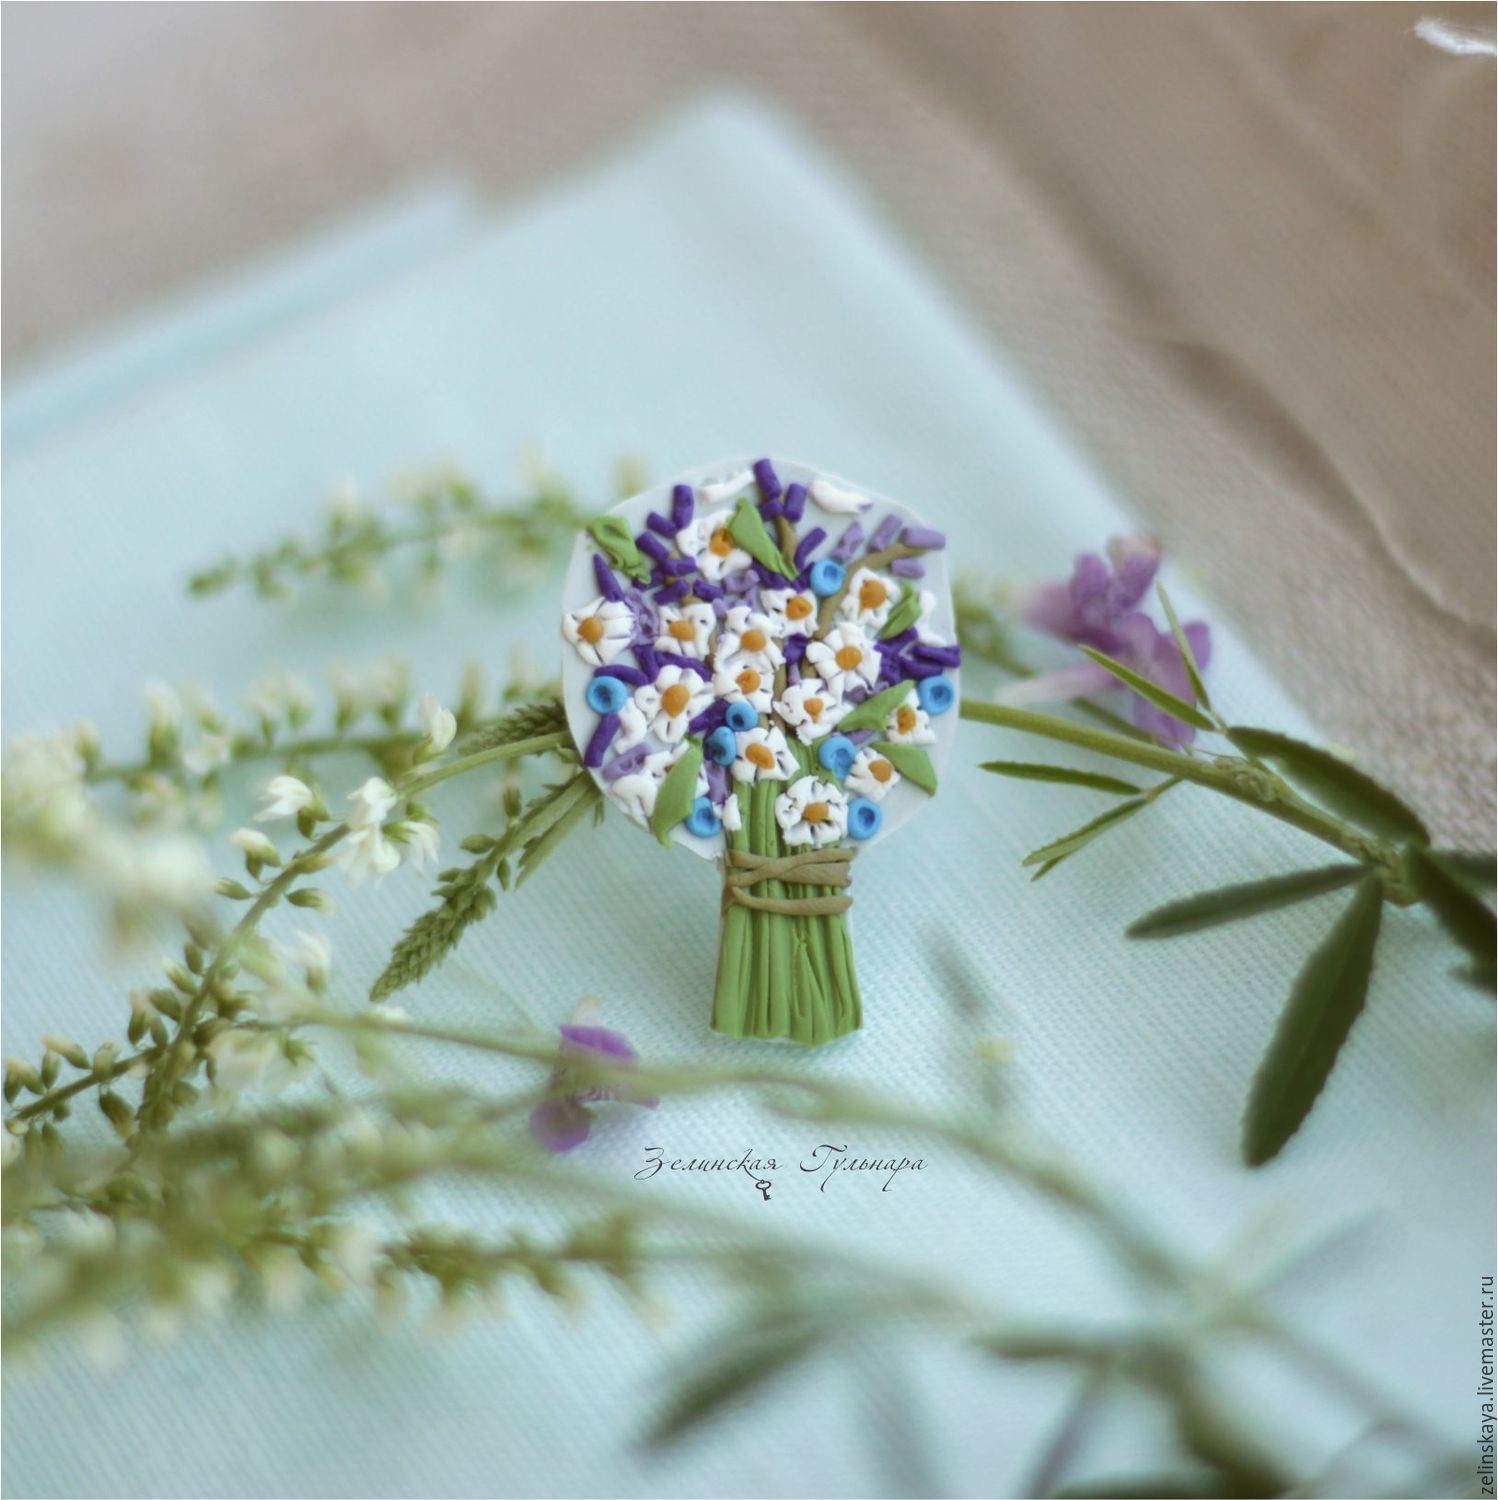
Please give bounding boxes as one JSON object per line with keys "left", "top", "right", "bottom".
{"left": 257, "top": 775, "right": 315, "bottom": 822}
{"left": 417, "top": 694, "right": 457, "bottom": 755}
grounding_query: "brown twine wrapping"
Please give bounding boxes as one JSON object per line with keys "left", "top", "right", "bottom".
{"left": 721, "top": 845, "right": 857, "bottom": 917}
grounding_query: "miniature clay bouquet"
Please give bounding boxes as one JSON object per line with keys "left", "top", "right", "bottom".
{"left": 560, "top": 458, "right": 959, "bottom": 1045}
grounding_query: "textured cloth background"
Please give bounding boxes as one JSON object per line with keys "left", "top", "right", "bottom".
{"left": 2, "top": 101, "right": 1492, "bottom": 1499}
{"left": 4, "top": 2, "right": 1494, "bottom": 843}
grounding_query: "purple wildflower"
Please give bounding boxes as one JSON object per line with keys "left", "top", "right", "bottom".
{"left": 529, "top": 1005, "right": 657, "bottom": 1153}
{"left": 1001, "top": 536, "right": 1212, "bottom": 744}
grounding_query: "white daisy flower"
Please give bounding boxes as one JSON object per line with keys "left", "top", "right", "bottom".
{"left": 846, "top": 746, "right": 902, "bottom": 802}
{"left": 883, "top": 688, "right": 937, "bottom": 745}
{"left": 775, "top": 776, "right": 849, "bottom": 847}
{"left": 730, "top": 724, "right": 797, "bottom": 783}
{"left": 761, "top": 586, "right": 820, "bottom": 637}
{"left": 804, "top": 622, "right": 881, "bottom": 695}
{"left": 257, "top": 775, "right": 315, "bottom": 822}
{"left": 696, "top": 470, "right": 755, "bottom": 505}
{"left": 716, "top": 605, "right": 785, "bottom": 668}
{"left": 654, "top": 602, "right": 716, "bottom": 659}
{"left": 719, "top": 790, "right": 744, "bottom": 833}
{"left": 838, "top": 567, "right": 900, "bottom": 632}
{"left": 614, "top": 700, "right": 649, "bottom": 752}
{"left": 609, "top": 749, "right": 682, "bottom": 826}
{"left": 808, "top": 479, "right": 873, "bottom": 514}
{"left": 775, "top": 677, "right": 848, "bottom": 744}
{"left": 712, "top": 654, "right": 774, "bottom": 715}
{"left": 562, "top": 595, "right": 634, "bottom": 666}
{"left": 633, "top": 665, "right": 712, "bottom": 745}
{"left": 675, "top": 511, "right": 752, "bottom": 582}
{"left": 915, "top": 589, "right": 948, "bottom": 647}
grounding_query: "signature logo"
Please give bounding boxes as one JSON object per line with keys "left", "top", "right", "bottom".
{"left": 636, "top": 1144, "right": 926, "bottom": 1199}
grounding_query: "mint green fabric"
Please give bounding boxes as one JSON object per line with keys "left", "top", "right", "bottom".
{"left": 4, "top": 98, "right": 1491, "bottom": 1498}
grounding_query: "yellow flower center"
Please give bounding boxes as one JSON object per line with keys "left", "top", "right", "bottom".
{"left": 746, "top": 741, "right": 776, "bottom": 770}
{"left": 668, "top": 618, "right": 697, "bottom": 642}
{"left": 740, "top": 627, "right": 768, "bottom": 653}
{"left": 803, "top": 802, "right": 831, "bottom": 825}
{"left": 578, "top": 616, "right": 605, "bottom": 645}
{"left": 661, "top": 683, "right": 692, "bottom": 717}
{"left": 858, "top": 579, "right": 888, "bottom": 610}
{"left": 708, "top": 528, "right": 734, "bottom": 557}
{"left": 736, "top": 668, "right": 762, "bottom": 694}
{"left": 835, "top": 645, "right": 863, "bottom": 672}
{"left": 869, "top": 758, "right": 894, "bottom": 783}
{"left": 803, "top": 697, "right": 824, "bottom": 720}
{"left": 895, "top": 706, "right": 917, "bottom": 733}
{"left": 786, "top": 596, "right": 813, "bottom": 620}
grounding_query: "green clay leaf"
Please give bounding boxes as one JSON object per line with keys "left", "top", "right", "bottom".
{"left": 872, "top": 740, "right": 938, "bottom": 795}
{"left": 586, "top": 514, "right": 650, "bottom": 582}
{"left": 1225, "top": 727, "right": 1430, "bottom": 845}
{"left": 1405, "top": 847, "right": 1496, "bottom": 991}
{"left": 727, "top": 497, "right": 796, "bottom": 579}
{"left": 1242, "top": 875, "right": 1384, "bottom": 1167}
{"left": 1126, "top": 864, "right": 1365, "bottom": 939}
{"left": 837, "top": 681, "right": 914, "bottom": 733}
{"left": 1078, "top": 646, "right": 1215, "bottom": 734}
{"left": 878, "top": 584, "right": 922, "bottom": 641}
{"left": 1154, "top": 583, "right": 1213, "bottom": 715}
{"left": 979, "top": 760, "right": 1141, "bottom": 796}
{"left": 650, "top": 739, "right": 704, "bottom": 846}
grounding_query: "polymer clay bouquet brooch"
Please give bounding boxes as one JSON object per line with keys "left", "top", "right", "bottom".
{"left": 560, "top": 459, "right": 958, "bottom": 1045}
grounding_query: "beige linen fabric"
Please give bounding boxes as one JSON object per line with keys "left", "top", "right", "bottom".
{"left": 4, "top": 2, "right": 1493, "bottom": 839}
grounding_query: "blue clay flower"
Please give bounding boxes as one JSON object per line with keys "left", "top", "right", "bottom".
{"left": 916, "top": 677, "right": 955, "bottom": 716}
{"left": 817, "top": 734, "right": 858, "bottom": 779}
{"left": 685, "top": 796, "right": 723, "bottom": 838}
{"left": 586, "top": 674, "right": 631, "bottom": 715}
{"left": 808, "top": 559, "right": 846, "bottom": 597}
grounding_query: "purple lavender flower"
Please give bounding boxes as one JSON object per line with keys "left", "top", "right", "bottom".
{"left": 1001, "top": 536, "right": 1212, "bottom": 745}
{"left": 529, "top": 1007, "right": 657, "bottom": 1153}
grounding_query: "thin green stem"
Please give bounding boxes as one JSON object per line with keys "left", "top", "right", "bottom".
{"left": 960, "top": 699, "right": 1411, "bottom": 896}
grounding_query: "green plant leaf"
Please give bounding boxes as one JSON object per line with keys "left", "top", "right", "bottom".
{"left": 1405, "top": 847, "right": 1496, "bottom": 991}
{"left": 871, "top": 740, "right": 938, "bottom": 795}
{"left": 641, "top": 1320, "right": 825, "bottom": 1448}
{"left": 1126, "top": 864, "right": 1365, "bottom": 940}
{"left": 1430, "top": 849, "right": 1497, "bottom": 889}
{"left": 979, "top": 760, "right": 1141, "bottom": 796}
{"left": 838, "top": 681, "right": 915, "bottom": 733}
{"left": 727, "top": 497, "right": 795, "bottom": 579}
{"left": 1021, "top": 780, "right": 1178, "bottom": 868}
{"left": 1225, "top": 727, "right": 1429, "bottom": 846}
{"left": 1242, "top": 875, "right": 1384, "bottom": 1167}
{"left": 585, "top": 514, "right": 650, "bottom": 582}
{"left": 1154, "top": 584, "right": 1212, "bottom": 714}
{"left": 1078, "top": 646, "right": 1215, "bottom": 734}
{"left": 878, "top": 585, "right": 922, "bottom": 641}
{"left": 650, "top": 739, "right": 704, "bottom": 845}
